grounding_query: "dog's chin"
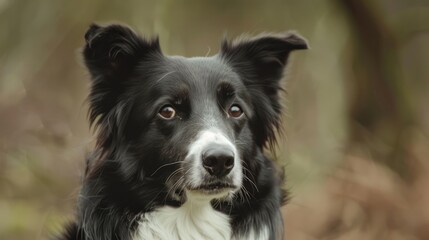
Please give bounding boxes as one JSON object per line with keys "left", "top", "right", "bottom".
{"left": 186, "top": 183, "right": 238, "bottom": 201}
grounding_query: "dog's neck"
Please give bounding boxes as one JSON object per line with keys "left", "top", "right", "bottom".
{"left": 133, "top": 194, "right": 231, "bottom": 240}
{"left": 133, "top": 191, "right": 270, "bottom": 240}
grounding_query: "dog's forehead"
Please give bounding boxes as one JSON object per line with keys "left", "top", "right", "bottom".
{"left": 162, "top": 56, "right": 241, "bottom": 89}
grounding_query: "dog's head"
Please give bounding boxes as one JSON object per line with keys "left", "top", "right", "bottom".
{"left": 83, "top": 24, "right": 307, "bottom": 202}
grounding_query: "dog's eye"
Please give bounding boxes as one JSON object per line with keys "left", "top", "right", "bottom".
{"left": 158, "top": 105, "right": 176, "bottom": 119}
{"left": 228, "top": 105, "right": 243, "bottom": 118}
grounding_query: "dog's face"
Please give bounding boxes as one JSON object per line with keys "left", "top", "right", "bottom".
{"left": 127, "top": 56, "right": 250, "bottom": 200}
{"left": 83, "top": 24, "right": 307, "bottom": 201}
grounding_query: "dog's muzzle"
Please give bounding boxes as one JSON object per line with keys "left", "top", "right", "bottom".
{"left": 184, "top": 129, "right": 243, "bottom": 197}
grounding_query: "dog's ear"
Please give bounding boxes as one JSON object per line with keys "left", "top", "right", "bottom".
{"left": 83, "top": 23, "right": 161, "bottom": 78}
{"left": 220, "top": 33, "right": 308, "bottom": 148}
{"left": 83, "top": 23, "right": 161, "bottom": 149}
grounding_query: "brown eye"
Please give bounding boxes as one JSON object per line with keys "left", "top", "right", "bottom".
{"left": 228, "top": 105, "right": 243, "bottom": 118}
{"left": 158, "top": 105, "right": 176, "bottom": 119}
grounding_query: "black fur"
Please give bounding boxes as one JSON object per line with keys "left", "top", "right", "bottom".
{"left": 59, "top": 23, "right": 307, "bottom": 240}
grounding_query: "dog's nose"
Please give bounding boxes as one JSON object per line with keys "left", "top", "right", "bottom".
{"left": 202, "top": 146, "right": 235, "bottom": 178}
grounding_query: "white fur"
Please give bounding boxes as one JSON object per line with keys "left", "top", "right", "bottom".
{"left": 134, "top": 202, "right": 270, "bottom": 240}
{"left": 235, "top": 226, "right": 270, "bottom": 240}
{"left": 134, "top": 192, "right": 231, "bottom": 240}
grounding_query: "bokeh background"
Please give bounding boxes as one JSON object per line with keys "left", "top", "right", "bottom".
{"left": 1, "top": 0, "right": 429, "bottom": 239}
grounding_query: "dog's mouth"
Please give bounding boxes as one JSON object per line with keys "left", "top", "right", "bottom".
{"left": 187, "top": 182, "right": 237, "bottom": 195}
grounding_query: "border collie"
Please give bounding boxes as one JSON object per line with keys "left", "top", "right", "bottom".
{"left": 60, "top": 23, "right": 307, "bottom": 240}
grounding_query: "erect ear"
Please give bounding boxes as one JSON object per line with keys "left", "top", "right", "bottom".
{"left": 220, "top": 32, "right": 308, "bottom": 148}
{"left": 83, "top": 23, "right": 161, "bottom": 149}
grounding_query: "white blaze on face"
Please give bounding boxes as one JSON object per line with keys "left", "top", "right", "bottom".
{"left": 185, "top": 129, "right": 242, "bottom": 192}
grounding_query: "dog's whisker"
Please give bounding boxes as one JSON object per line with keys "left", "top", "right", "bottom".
{"left": 150, "top": 162, "right": 181, "bottom": 176}
{"left": 165, "top": 168, "right": 183, "bottom": 184}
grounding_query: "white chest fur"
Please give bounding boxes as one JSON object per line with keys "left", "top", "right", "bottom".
{"left": 133, "top": 200, "right": 231, "bottom": 240}
{"left": 133, "top": 196, "right": 271, "bottom": 240}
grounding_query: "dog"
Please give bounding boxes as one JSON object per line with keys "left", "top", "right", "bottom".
{"left": 59, "top": 23, "right": 307, "bottom": 240}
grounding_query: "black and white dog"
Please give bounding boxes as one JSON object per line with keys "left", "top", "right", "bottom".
{"left": 60, "top": 23, "right": 307, "bottom": 240}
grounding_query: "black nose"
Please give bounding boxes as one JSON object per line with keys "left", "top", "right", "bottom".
{"left": 202, "top": 146, "right": 235, "bottom": 178}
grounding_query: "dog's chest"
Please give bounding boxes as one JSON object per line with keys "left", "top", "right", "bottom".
{"left": 133, "top": 201, "right": 231, "bottom": 240}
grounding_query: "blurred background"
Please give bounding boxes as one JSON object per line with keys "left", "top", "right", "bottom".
{"left": 1, "top": 0, "right": 428, "bottom": 239}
